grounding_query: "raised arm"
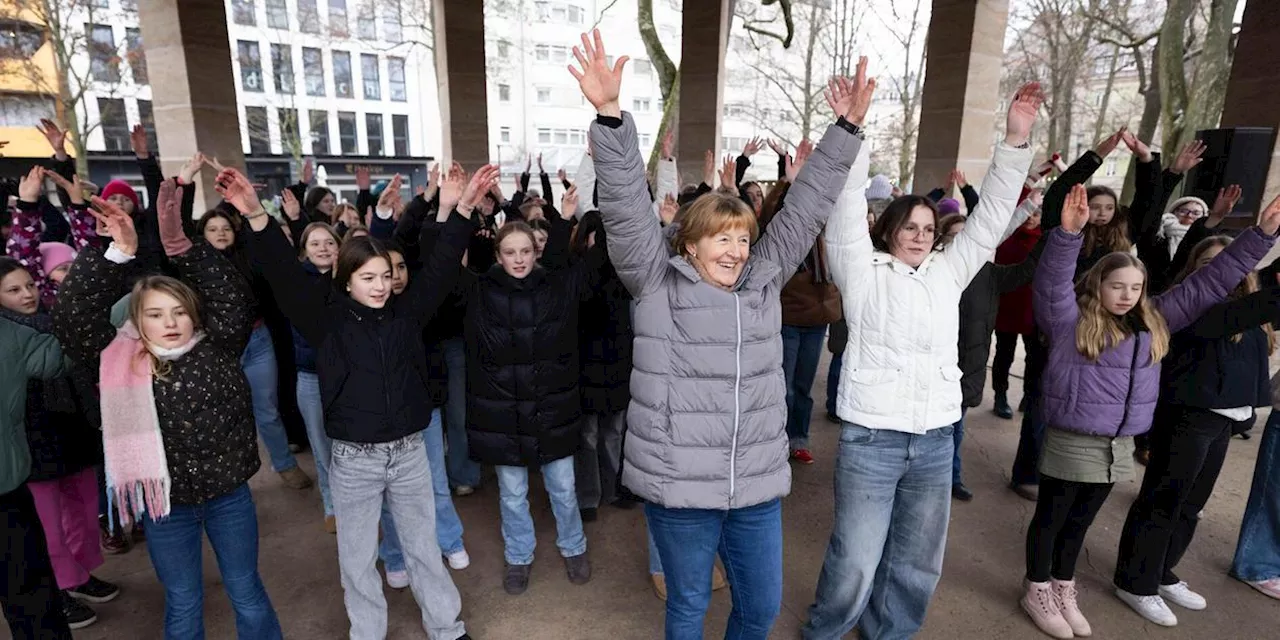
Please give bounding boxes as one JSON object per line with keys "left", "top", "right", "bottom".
{"left": 1041, "top": 131, "right": 1116, "bottom": 231}
{"left": 575, "top": 150, "right": 598, "bottom": 214}
{"left": 1033, "top": 186, "right": 1089, "bottom": 340}
{"left": 651, "top": 156, "right": 678, "bottom": 220}
{"left": 10, "top": 319, "right": 68, "bottom": 380}
{"left": 53, "top": 198, "right": 140, "bottom": 369}
{"left": 824, "top": 141, "right": 873, "bottom": 297}
{"left": 1180, "top": 286, "right": 1280, "bottom": 340}
{"left": 1155, "top": 224, "right": 1276, "bottom": 334}
{"left": 8, "top": 168, "right": 55, "bottom": 306}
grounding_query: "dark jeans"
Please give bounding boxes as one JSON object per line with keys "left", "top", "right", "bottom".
{"left": 952, "top": 410, "right": 967, "bottom": 485}
{"left": 782, "top": 324, "right": 828, "bottom": 450}
{"left": 647, "top": 498, "right": 783, "bottom": 640}
{"left": 145, "top": 484, "right": 281, "bottom": 640}
{"left": 1010, "top": 337, "right": 1048, "bottom": 486}
{"left": 0, "top": 484, "right": 71, "bottom": 640}
{"left": 1114, "top": 405, "right": 1239, "bottom": 595}
{"left": 441, "top": 337, "right": 480, "bottom": 489}
{"left": 1233, "top": 409, "right": 1280, "bottom": 581}
{"left": 991, "top": 331, "right": 1032, "bottom": 396}
{"left": 1025, "top": 475, "right": 1114, "bottom": 582}
{"left": 825, "top": 351, "right": 843, "bottom": 418}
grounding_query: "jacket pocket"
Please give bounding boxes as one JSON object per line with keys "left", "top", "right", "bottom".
{"left": 849, "top": 368, "right": 899, "bottom": 416}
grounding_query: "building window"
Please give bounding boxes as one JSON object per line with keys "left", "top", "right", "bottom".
{"left": 265, "top": 0, "right": 289, "bottom": 28}
{"left": 119, "top": 0, "right": 137, "bottom": 10}
{"left": 136, "top": 99, "right": 158, "bottom": 149}
{"left": 536, "top": 87, "right": 551, "bottom": 104}
{"left": 569, "top": 129, "right": 585, "bottom": 145}
{"left": 124, "top": 28, "right": 146, "bottom": 84}
{"left": 392, "top": 114, "right": 409, "bottom": 156}
{"left": 279, "top": 108, "right": 300, "bottom": 153}
{"left": 298, "top": 0, "right": 320, "bottom": 33}
{"left": 97, "top": 98, "right": 129, "bottom": 151}
{"left": 554, "top": 129, "right": 567, "bottom": 144}
{"left": 0, "top": 94, "right": 56, "bottom": 127}
{"left": 329, "top": 0, "right": 349, "bottom": 37}
{"left": 633, "top": 59, "right": 652, "bottom": 76}
{"left": 639, "top": 133, "right": 652, "bottom": 147}
{"left": 246, "top": 106, "right": 270, "bottom": 154}
{"left": 303, "top": 47, "right": 325, "bottom": 96}
{"left": 534, "top": 44, "right": 568, "bottom": 64}
{"left": 0, "top": 21, "right": 45, "bottom": 59}
{"left": 496, "top": 40, "right": 510, "bottom": 59}
{"left": 387, "top": 57, "right": 406, "bottom": 101}
{"left": 357, "top": 1, "right": 377, "bottom": 39}
{"left": 366, "top": 113, "right": 383, "bottom": 156}
{"left": 498, "top": 84, "right": 511, "bottom": 102}
{"left": 383, "top": 0, "right": 403, "bottom": 43}
{"left": 337, "top": 112, "right": 358, "bottom": 154}
{"left": 361, "top": 54, "right": 380, "bottom": 100}
{"left": 1105, "top": 156, "right": 1118, "bottom": 177}
{"left": 237, "top": 40, "right": 264, "bottom": 92}
{"left": 270, "top": 44, "right": 294, "bottom": 94}
{"left": 632, "top": 98, "right": 650, "bottom": 112}
{"left": 536, "top": 2, "right": 584, "bottom": 24}
{"left": 499, "top": 126, "right": 511, "bottom": 143}
{"left": 88, "top": 24, "right": 118, "bottom": 82}
{"left": 232, "top": 0, "right": 256, "bottom": 26}
{"left": 537, "top": 128, "right": 551, "bottom": 144}
{"left": 332, "top": 51, "right": 353, "bottom": 98}
{"left": 309, "top": 110, "right": 331, "bottom": 154}
{"left": 89, "top": 0, "right": 110, "bottom": 8}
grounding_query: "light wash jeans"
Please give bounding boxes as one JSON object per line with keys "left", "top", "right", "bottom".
{"left": 380, "top": 409, "right": 466, "bottom": 573}
{"left": 240, "top": 325, "right": 297, "bottom": 473}
{"left": 574, "top": 410, "right": 626, "bottom": 510}
{"left": 495, "top": 456, "right": 587, "bottom": 565}
{"left": 1232, "top": 409, "right": 1280, "bottom": 582}
{"left": 803, "top": 423, "right": 954, "bottom": 640}
{"left": 145, "top": 484, "right": 281, "bottom": 640}
{"left": 296, "top": 371, "right": 333, "bottom": 516}
{"left": 440, "top": 337, "right": 480, "bottom": 489}
{"left": 330, "top": 435, "right": 465, "bottom": 640}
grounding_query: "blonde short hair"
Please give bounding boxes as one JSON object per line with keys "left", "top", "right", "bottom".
{"left": 671, "top": 192, "right": 758, "bottom": 258}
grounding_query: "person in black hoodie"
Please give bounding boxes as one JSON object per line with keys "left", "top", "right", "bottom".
{"left": 461, "top": 185, "right": 604, "bottom": 596}
{"left": 232, "top": 165, "right": 476, "bottom": 640}
{"left": 1112, "top": 228, "right": 1280, "bottom": 624}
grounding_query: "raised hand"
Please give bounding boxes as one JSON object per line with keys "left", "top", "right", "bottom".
{"left": 1095, "top": 127, "right": 1126, "bottom": 158}
{"left": 557, "top": 167, "right": 568, "bottom": 183}
{"left": 302, "top": 158, "right": 315, "bottom": 184}
{"left": 17, "top": 166, "right": 43, "bottom": 203}
{"left": 1207, "top": 184, "right": 1242, "bottom": 228}
{"left": 1121, "top": 130, "right": 1153, "bottom": 163}
{"left": 460, "top": 165, "right": 501, "bottom": 216}
{"left": 537, "top": 153, "right": 545, "bottom": 173}
{"left": 785, "top": 139, "right": 814, "bottom": 183}
{"left": 569, "top": 29, "right": 628, "bottom": 117}
{"left": 1171, "top": 139, "right": 1207, "bottom": 175}
{"left": 440, "top": 162, "right": 467, "bottom": 215}
{"left": 378, "top": 174, "right": 404, "bottom": 216}
{"left": 43, "top": 170, "right": 85, "bottom": 206}
{"left": 561, "top": 185, "right": 579, "bottom": 220}
{"left": 1260, "top": 192, "right": 1280, "bottom": 236}
{"left": 37, "top": 119, "right": 68, "bottom": 160}
{"left": 661, "top": 128, "right": 675, "bottom": 159}
{"left": 355, "top": 165, "right": 371, "bottom": 191}
{"left": 717, "top": 155, "right": 737, "bottom": 193}
{"left": 156, "top": 179, "right": 192, "bottom": 256}
{"left": 214, "top": 168, "right": 262, "bottom": 216}
{"left": 281, "top": 188, "right": 302, "bottom": 221}
{"left": 1061, "top": 184, "right": 1090, "bottom": 234}
{"left": 766, "top": 139, "right": 786, "bottom": 157}
{"left": 88, "top": 197, "right": 138, "bottom": 254}
{"left": 742, "top": 137, "right": 764, "bottom": 158}
{"left": 828, "top": 56, "right": 876, "bottom": 126}
{"left": 203, "top": 155, "right": 227, "bottom": 173}
{"left": 1005, "top": 82, "right": 1044, "bottom": 148}
{"left": 955, "top": 170, "right": 968, "bottom": 188}
{"left": 178, "top": 152, "right": 205, "bottom": 184}
{"left": 130, "top": 124, "right": 150, "bottom": 158}
{"left": 659, "top": 194, "right": 678, "bottom": 226}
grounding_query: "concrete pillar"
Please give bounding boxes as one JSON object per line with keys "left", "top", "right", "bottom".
{"left": 675, "top": 0, "right": 733, "bottom": 186}
{"left": 433, "top": 0, "right": 489, "bottom": 170}
{"left": 137, "top": 0, "right": 244, "bottom": 211}
{"left": 1220, "top": 1, "right": 1280, "bottom": 197}
{"left": 913, "top": 0, "right": 1011, "bottom": 195}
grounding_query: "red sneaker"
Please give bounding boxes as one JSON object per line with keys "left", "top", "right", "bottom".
{"left": 791, "top": 449, "right": 815, "bottom": 465}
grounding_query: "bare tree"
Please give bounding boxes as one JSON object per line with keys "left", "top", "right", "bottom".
{"left": 869, "top": 0, "right": 928, "bottom": 186}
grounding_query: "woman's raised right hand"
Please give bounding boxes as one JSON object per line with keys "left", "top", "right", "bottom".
{"left": 569, "top": 29, "right": 627, "bottom": 118}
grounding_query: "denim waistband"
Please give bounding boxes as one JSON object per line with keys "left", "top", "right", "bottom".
{"left": 332, "top": 433, "right": 421, "bottom": 454}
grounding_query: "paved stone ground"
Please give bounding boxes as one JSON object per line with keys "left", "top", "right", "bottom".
{"left": 19, "top": 351, "right": 1280, "bottom": 639}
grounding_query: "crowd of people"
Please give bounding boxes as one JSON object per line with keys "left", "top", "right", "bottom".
{"left": 1, "top": 27, "right": 1279, "bottom": 640}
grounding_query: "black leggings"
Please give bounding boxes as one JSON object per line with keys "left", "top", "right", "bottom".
{"left": 1025, "top": 476, "right": 1115, "bottom": 582}
{"left": 991, "top": 331, "right": 1033, "bottom": 396}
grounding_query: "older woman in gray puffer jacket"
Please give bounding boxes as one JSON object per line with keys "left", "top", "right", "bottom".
{"left": 571, "top": 29, "right": 873, "bottom": 639}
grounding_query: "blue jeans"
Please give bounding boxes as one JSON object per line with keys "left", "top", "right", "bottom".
{"left": 647, "top": 498, "right": 783, "bottom": 640}
{"left": 495, "top": 456, "right": 586, "bottom": 565}
{"left": 1233, "top": 410, "right": 1280, "bottom": 582}
{"left": 825, "top": 352, "right": 843, "bottom": 418}
{"left": 1011, "top": 391, "right": 1046, "bottom": 486}
{"left": 803, "top": 423, "right": 953, "bottom": 640}
{"left": 296, "top": 371, "right": 333, "bottom": 516}
{"left": 782, "top": 324, "right": 828, "bottom": 450}
{"left": 380, "top": 410, "right": 467, "bottom": 573}
{"left": 441, "top": 337, "right": 480, "bottom": 489}
{"left": 647, "top": 519, "right": 664, "bottom": 575}
{"left": 240, "top": 325, "right": 297, "bottom": 473}
{"left": 145, "top": 484, "right": 281, "bottom": 640}
{"left": 952, "top": 409, "right": 967, "bottom": 485}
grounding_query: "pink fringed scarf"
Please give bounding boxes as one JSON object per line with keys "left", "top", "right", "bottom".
{"left": 99, "top": 320, "right": 203, "bottom": 527}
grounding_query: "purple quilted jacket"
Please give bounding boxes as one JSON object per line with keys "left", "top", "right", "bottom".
{"left": 1034, "top": 226, "right": 1274, "bottom": 437}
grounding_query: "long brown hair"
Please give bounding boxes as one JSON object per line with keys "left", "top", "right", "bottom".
{"left": 127, "top": 276, "right": 203, "bottom": 379}
{"left": 1073, "top": 252, "right": 1170, "bottom": 362}
{"left": 1175, "top": 235, "right": 1277, "bottom": 352}
{"left": 1083, "top": 186, "right": 1131, "bottom": 257}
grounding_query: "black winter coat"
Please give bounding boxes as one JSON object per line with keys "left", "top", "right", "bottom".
{"left": 574, "top": 212, "right": 633, "bottom": 414}
{"left": 248, "top": 210, "right": 471, "bottom": 443}
{"left": 54, "top": 243, "right": 260, "bottom": 505}
{"left": 957, "top": 240, "right": 1044, "bottom": 408}
{"left": 1160, "top": 286, "right": 1280, "bottom": 411}
{"left": 463, "top": 214, "right": 607, "bottom": 466}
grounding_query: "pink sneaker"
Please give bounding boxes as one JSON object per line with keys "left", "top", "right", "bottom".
{"left": 1021, "top": 581, "right": 1073, "bottom": 639}
{"left": 1246, "top": 577, "right": 1280, "bottom": 600}
{"left": 1052, "top": 579, "right": 1091, "bottom": 636}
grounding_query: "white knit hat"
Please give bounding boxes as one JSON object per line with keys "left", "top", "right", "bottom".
{"left": 1165, "top": 196, "right": 1209, "bottom": 216}
{"left": 866, "top": 174, "right": 894, "bottom": 202}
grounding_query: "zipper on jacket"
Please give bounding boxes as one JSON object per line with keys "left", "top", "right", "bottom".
{"left": 729, "top": 293, "right": 742, "bottom": 502}
{"left": 377, "top": 331, "right": 391, "bottom": 419}
{"left": 1116, "top": 337, "right": 1140, "bottom": 438}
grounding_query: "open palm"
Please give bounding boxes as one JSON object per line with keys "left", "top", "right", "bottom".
{"left": 569, "top": 29, "right": 628, "bottom": 115}
{"left": 1005, "top": 82, "right": 1044, "bottom": 147}
{"left": 1062, "top": 184, "right": 1089, "bottom": 234}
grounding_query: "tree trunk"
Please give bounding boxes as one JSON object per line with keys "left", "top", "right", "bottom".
{"left": 1092, "top": 44, "right": 1120, "bottom": 143}
{"left": 1157, "top": 0, "right": 1195, "bottom": 153}
{"left": 1176, "top": 0, "right": 1237, "bottom": 153}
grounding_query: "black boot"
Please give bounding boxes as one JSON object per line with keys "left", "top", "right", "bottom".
{"left": 994, "top": 393, "right": 1013, "bottom": 419}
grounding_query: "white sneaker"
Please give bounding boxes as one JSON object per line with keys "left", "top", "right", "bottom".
{"left": 454, "top": 485, "right": 475, "bottom": 497}
{"left": 1115, "top": 588, "right": 1178, "bottom": 626}
{"left": 446, "top": 549, "right": 471, "bottom": 570}
{"left": 385, "top": 569, "right": 409, "bottom": 589}
{"left": 1245, "top": 577, "right": 1280, "bottom": 600}
{"left": 1159, "top": 581, "right": 1206, "bottom": 610}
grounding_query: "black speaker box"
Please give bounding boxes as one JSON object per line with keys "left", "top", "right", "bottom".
{"left": 1183, "top": 127, "right": 1275, "bottom": 220}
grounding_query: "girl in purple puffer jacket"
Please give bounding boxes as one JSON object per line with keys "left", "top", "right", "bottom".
{"left": 1018, "top": 184, "right": 1279, "bottom": 639}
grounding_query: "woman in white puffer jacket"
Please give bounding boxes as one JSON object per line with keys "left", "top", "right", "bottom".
{"left": 801, "top": 83, "right": 1044, "bottom": 640}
